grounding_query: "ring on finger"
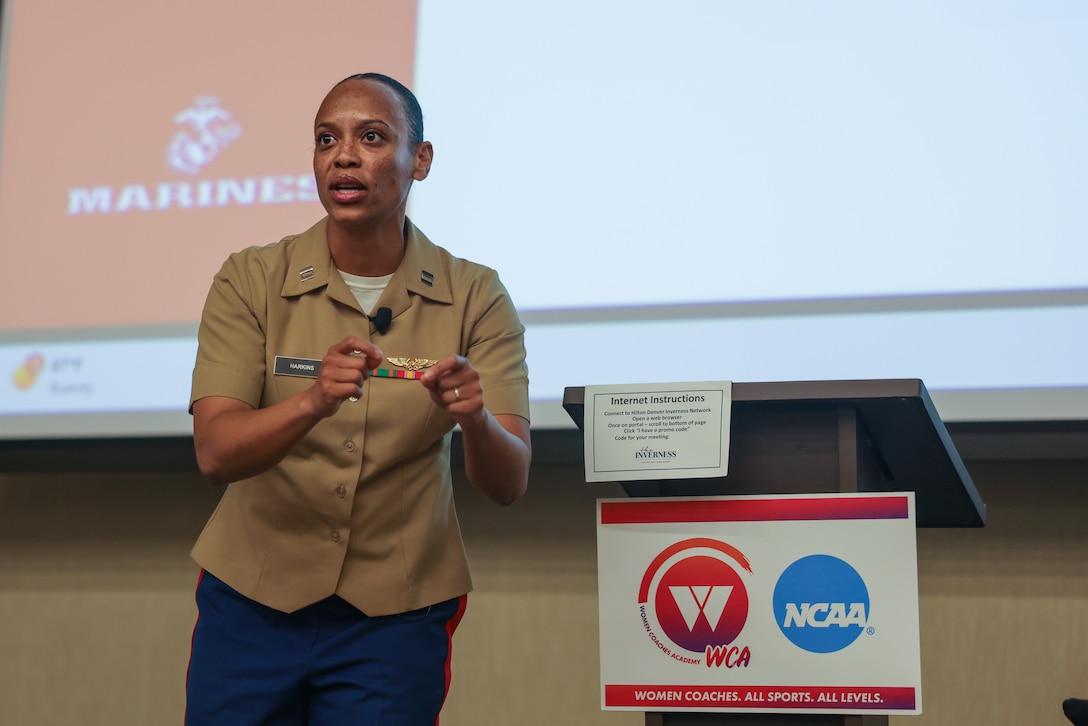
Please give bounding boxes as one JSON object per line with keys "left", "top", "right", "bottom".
{"left": 454, "top": 387, "right": 461, "bottom": 401}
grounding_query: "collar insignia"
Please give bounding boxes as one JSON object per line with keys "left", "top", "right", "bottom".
{"left": 420, "top": 270, "right": 435, "bottom": 286}
{"left": 299, "top": 266, "right": 316, "bottom": 282}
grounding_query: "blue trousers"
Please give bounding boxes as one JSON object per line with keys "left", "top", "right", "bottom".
{"left": 185, "top": 571, "right": 467, "bottom": 726}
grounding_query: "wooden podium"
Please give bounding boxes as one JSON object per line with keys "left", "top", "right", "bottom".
{"left": 563, "top": 379, "right": 985, "bottom": 726}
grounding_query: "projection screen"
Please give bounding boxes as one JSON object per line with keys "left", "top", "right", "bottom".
{"left": 1, "top": 0, "right": 1085, "bottom": 439}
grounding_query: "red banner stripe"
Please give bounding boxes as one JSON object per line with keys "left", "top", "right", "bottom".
{"left": 604, "top": 684, "right": 916, "bottom": 711}
{"left": 600, "top": 495, "right": 909, "bottom": 525}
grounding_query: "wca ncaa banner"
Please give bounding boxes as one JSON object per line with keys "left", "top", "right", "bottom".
{"left": 596, "top": 493, "right": 921, "bottom": 715}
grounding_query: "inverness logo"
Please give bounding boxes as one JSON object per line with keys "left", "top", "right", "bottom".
{"left": 773, "top": 554, "right": 870, "bottom": 654}
{"left": 635, "top": 446, "right": 677, "bottom": 460}
{"left": 638, "top": 538, "right": 752, "bottom": 668}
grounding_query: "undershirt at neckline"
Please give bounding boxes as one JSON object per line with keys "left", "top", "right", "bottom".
{"left": 338, "top": 269, "right": 393, "bottom": 316}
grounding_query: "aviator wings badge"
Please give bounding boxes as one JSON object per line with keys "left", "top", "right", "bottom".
{"left": 387, "top": 357, "right": 438, "bottom": 371}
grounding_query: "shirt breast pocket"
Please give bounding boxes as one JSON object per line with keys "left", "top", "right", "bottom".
{"left": 366, "top": 375, "right": 451, "bottom": 451}
{"left": 268, "top": 355, "right": 322, "bottom": 405}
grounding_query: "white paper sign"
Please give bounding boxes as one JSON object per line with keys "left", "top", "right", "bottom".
{"left": 583, "top": 381, "right": 731, "bottom": 483}
{"left": 597, "top": 493, "right": 922, "bottom": 715}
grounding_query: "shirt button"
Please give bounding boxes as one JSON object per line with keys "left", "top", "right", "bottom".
{"left": 331, "top": 530, "right": 341, "bottom": 542}
{"left": 344, "top": 440, "right": 356, "bottom": 452}
{"left": 335, "top": 485, "right": 347, "bottom": 498}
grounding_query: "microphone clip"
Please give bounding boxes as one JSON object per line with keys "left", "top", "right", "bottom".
{"left": 369, "top": 306, "right": 393, "bottom": 334}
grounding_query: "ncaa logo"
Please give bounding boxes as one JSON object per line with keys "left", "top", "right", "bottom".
{"left": 773, "top": 554, "right": 870, "bottom": 654}
{"left": 638, "top": 538, "right": 753, "bottom": 668}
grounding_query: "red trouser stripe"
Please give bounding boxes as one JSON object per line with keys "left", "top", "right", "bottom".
{"left": 437, "top": 594, "right": 469, "bottom": 725}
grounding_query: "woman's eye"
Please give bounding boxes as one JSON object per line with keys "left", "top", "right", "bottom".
{"left": 364, "top": 131, "right": 380, "bottom": 142}
{"left": 317, "top": 134, "right": 334, "bottom": 145}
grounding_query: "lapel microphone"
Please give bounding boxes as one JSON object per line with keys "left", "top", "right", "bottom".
{"left": 369, "top": 307, "right": 392, "bottom": 334}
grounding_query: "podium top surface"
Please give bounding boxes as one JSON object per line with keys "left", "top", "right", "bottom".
{"left": 563, "top": 379, "right": 985, "bottom": 528}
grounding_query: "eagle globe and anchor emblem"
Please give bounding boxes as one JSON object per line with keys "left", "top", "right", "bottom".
{"left": 167, "top": 96, "right": 242, "bottom": 175}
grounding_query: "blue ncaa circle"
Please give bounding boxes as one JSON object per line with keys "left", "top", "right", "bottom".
{"left": 773, "top": 554, "right": 869, "bottom": 654}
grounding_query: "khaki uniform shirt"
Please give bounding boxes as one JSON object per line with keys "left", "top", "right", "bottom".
{"left": 189, "top": 217, "right": 529, "bottom": 615}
